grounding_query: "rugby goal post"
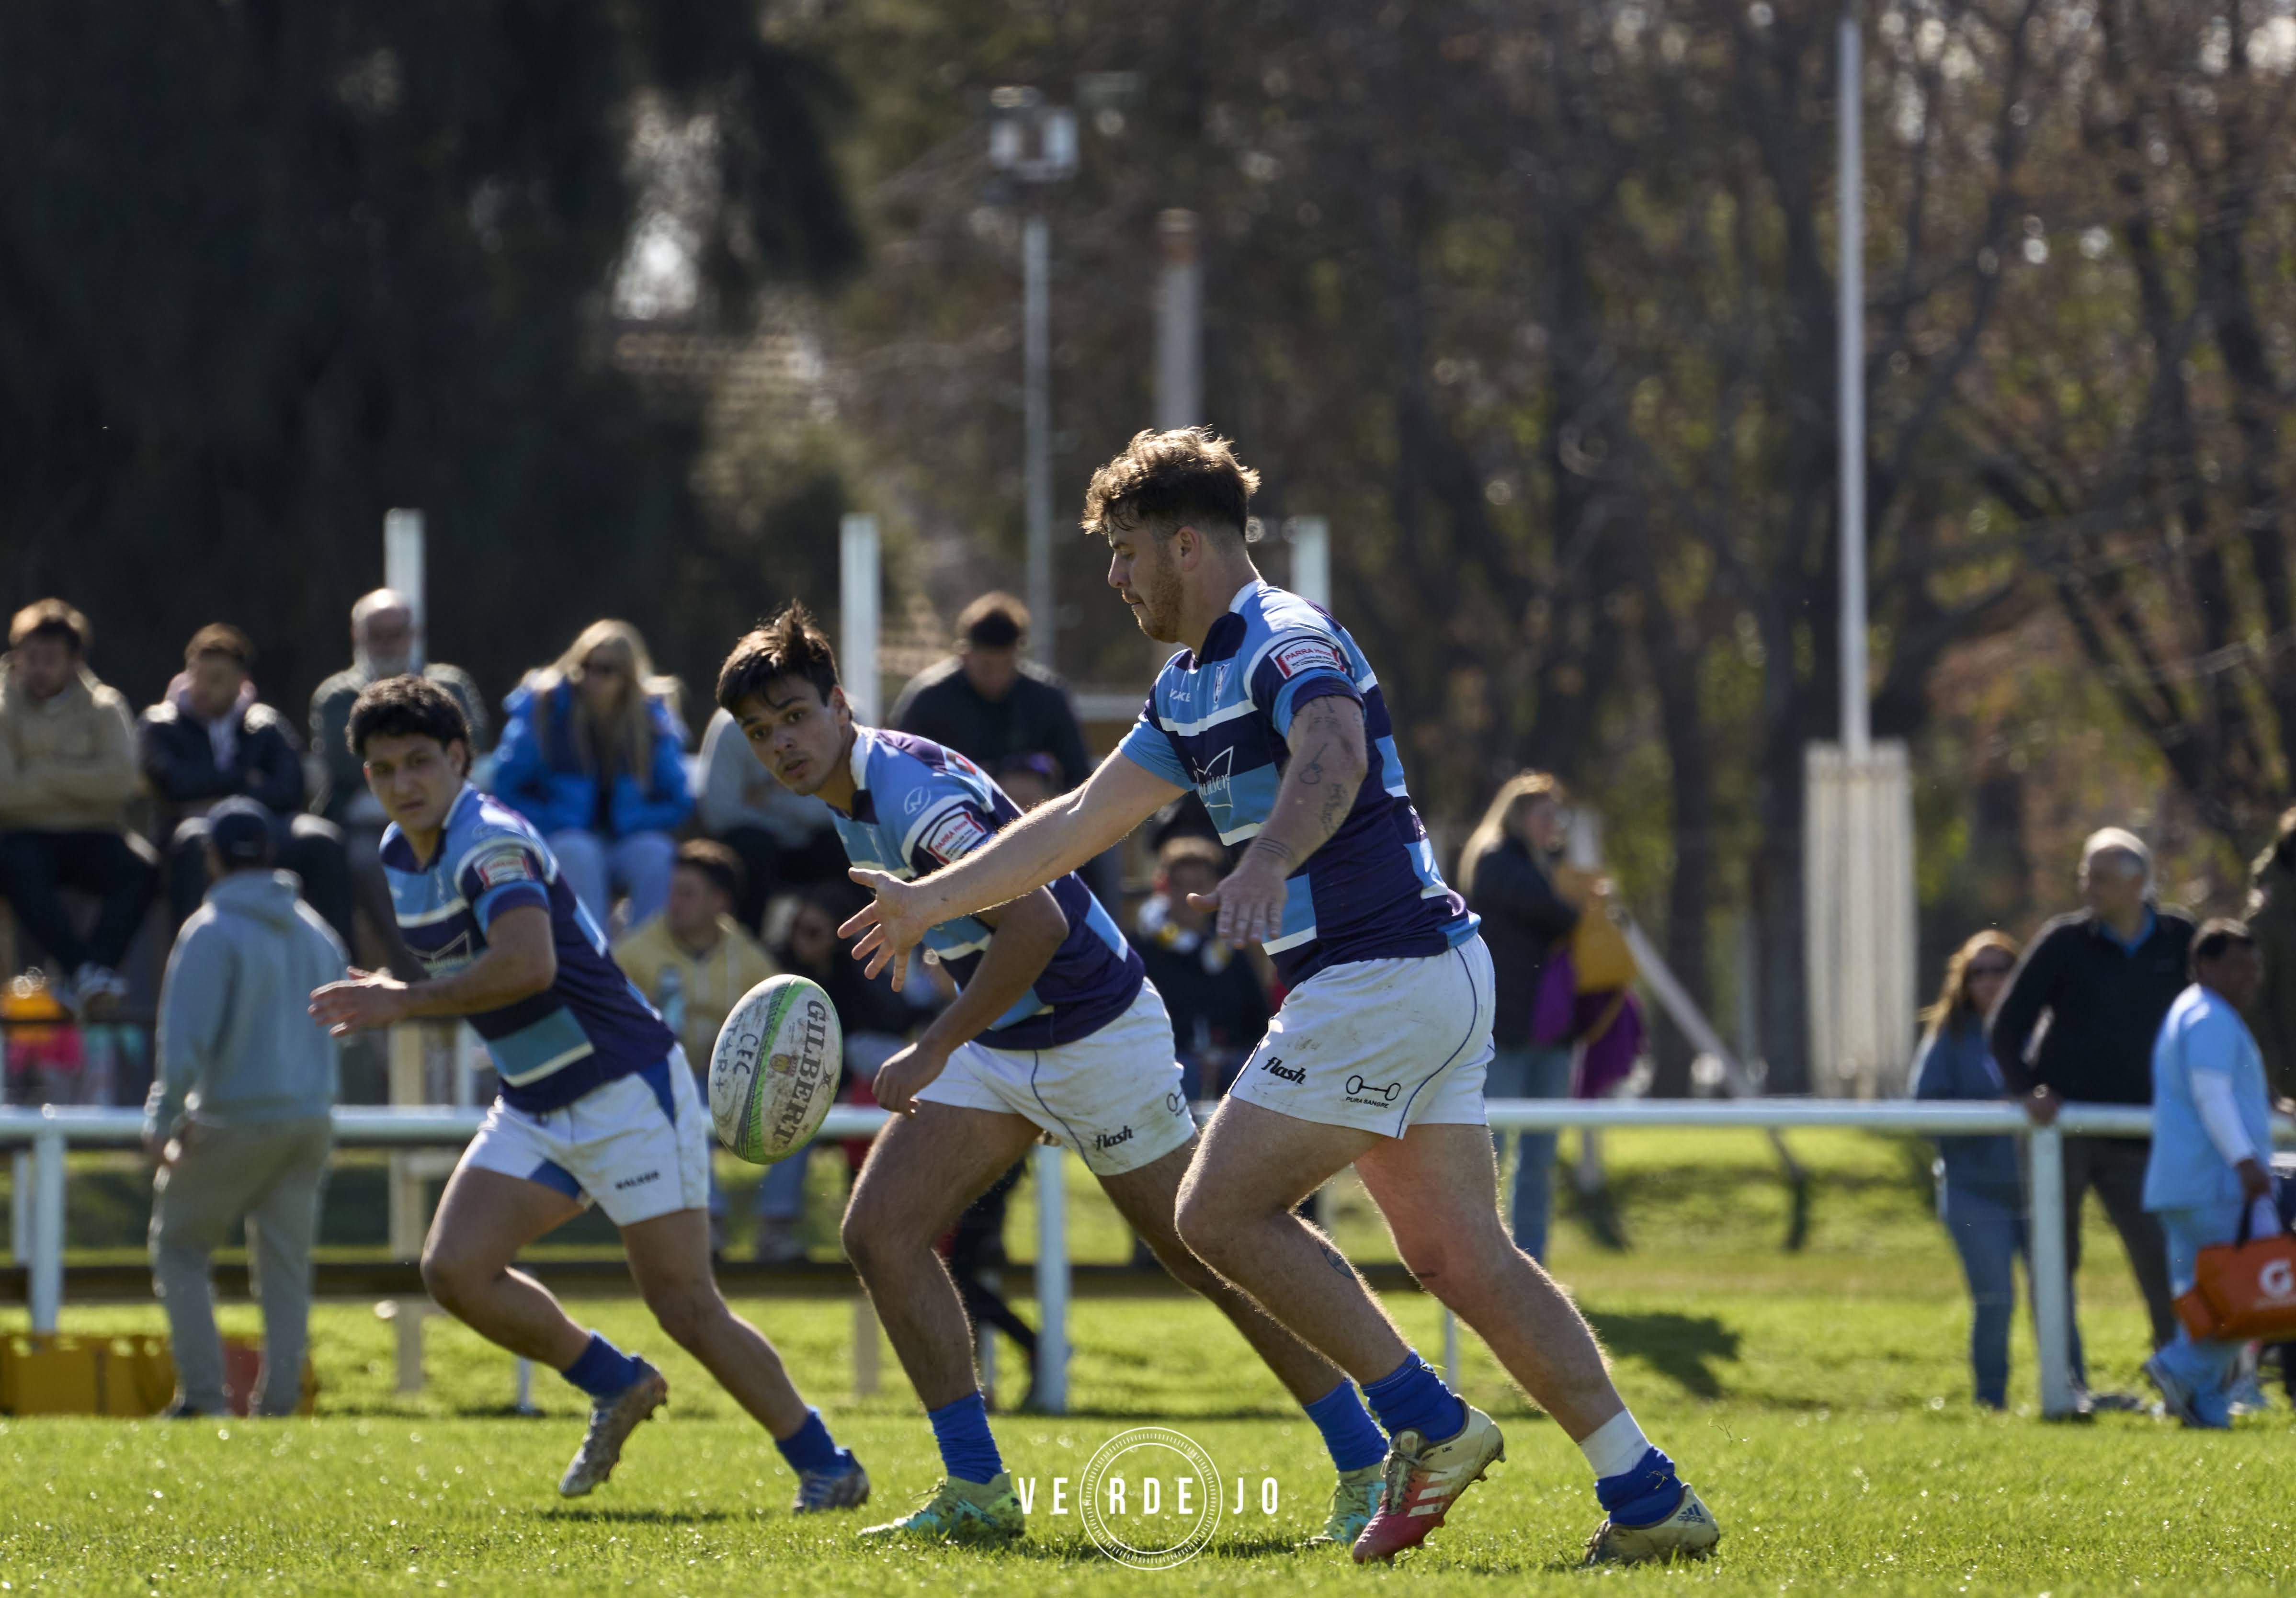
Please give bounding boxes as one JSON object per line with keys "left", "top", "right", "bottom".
{"left": 1802, "top": 742, "right": 1917, "bottom": 1098}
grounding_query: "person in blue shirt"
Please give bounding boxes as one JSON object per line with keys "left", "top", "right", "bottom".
{"left": 489, "top": 620, "right": 693, "bottom": 929}
{"left": 838, "top": 428, "right": 1716, "bottom": 1567}
{"left": 1911, "top": 930, "right": 2042, "bottom": 1409}
{"left": 307, "top": 676, "right": 864, "bottom": 1512}
{"left": 716, "top": 603, "right": 1381, "bottom": 1549}
{"left": 2141, "top": 918, "right": 2287, "bottom": 1428}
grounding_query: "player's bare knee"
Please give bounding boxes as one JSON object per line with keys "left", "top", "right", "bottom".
{"left": 645, "top": 1283, "right": 722, "bottom": 1349}
{"left": 1173, "top": 1186, "right": 1243, "bottom": 1267}
{"left": 419, "top": 1246, "right": 479, "bottom": 1315}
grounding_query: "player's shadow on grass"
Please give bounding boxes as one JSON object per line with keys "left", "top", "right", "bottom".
{"left": 534, "top": 1506, "right": 737, "bottom": 1525}
{"left": 1580, "top": 1309, "right": 1739, "bottom": 1400}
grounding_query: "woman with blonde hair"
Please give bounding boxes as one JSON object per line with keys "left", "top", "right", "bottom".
{"left": 490, "top": 620, "right": 694, "bottom": 927}
{"left": 1460, "top": 771, "right": 1581, "bottom": 1261}
{"left": 1911, "top": 929, "right": 2046, "bottom": 1409}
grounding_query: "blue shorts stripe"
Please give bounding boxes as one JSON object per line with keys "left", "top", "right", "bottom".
{"left": 526, "top": 1158, "right": 584, "bottom": 1200}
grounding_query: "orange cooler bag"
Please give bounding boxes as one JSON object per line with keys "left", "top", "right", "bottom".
{"left": 2173, "top": 1211, "right": 2296, "bottom": 1342}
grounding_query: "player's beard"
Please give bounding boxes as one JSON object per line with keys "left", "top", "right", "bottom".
{"left": 1128, "top": 542, "right": 1184, "bottom": 643}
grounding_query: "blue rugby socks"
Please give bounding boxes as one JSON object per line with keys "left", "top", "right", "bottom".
{"left": 560, "top": 1333, "right": 643, "bottom": 1400}
{"left": 1582, "top": 1410, "right": 1684, "bottom": 1527}
{"left": 927, "top": 1390, "right": 1005, "bottom": 1484}
{"left": 1304, "top": 1381, "right": 1389, "bottom": 1472}
{"left": 1361, "top": 1349, "right": 1467, "bottom": 1443}
{"left": 774, "top": 1406, "right": 855, "bottom": 1476}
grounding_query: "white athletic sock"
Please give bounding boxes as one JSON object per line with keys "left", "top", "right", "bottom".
{"left": 1578, "top": 1409, "right": 1653, "bottom": 1480}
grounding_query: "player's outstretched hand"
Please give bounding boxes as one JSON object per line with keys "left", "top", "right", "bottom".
{"left": 1191, "top": 854, "right": 1289, "bottom": 947}
{"left": 841, "top": 868, "right": 931, "bottom": 989}
{"left": 308, "top": 967, "right": 412, "bottom": 1038}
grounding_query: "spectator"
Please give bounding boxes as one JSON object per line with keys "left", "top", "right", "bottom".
{"left": 1459, "top": 771, "right": 1582, "bottom": 1263}
{"left": 694, "top": 705, "right": 845, "bottom": 935}
{"left": 1911, "top": 930, "right": 2032, "bottom": 1410}
{"left": 490, "top": 619, "right": 691, "bottom": 929}
{"left": 0, "top": 600, "right": 158, "bottom": 1016}
{"left": 2140, "top": 919, "right": 2285, "bottom": 1428}
{"left": 888, "top": 592, "right": 1091, "bottom": 796}
{"left": 143, "top": 798, "right": 344, "bottom": 1418}
{"left": 1128, "top": 834, "right": 1271, "bottom": 1102}
{"left": 311, "top": 589, "right": 488, "bottom": 975}
{"left": 612, "top": 840, "right": 796, "bottom": 1260}
{"left": 2241, "top": 805, "right": 2296, "bottom": 1101}
{"left": 142, "top": 625, "right": 355, "bottom": 949}
{"left": 1989, "top": 826, "right": 2192, "bottom": 1404}
{"left": 309, "top": 589, "right": 490, "bottom": 826}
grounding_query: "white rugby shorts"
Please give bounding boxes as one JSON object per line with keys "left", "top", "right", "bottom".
{"left": 917, "top": 980, "right": 1198, "bottom": 1177}
{"left": 1229, "top": 938, "right": 1497, "bottom": 1137}
{"left": 461, "top": 1049, "right": 711, "bottom": 1227}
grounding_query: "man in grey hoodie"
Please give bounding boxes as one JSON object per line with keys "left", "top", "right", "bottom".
{"left": 145, "top": 796, "right": 346, "bottom": 1417}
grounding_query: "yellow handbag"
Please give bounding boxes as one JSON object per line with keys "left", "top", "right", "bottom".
{"left": 1553, "top": 865, "right": 1639, "bottom": 993}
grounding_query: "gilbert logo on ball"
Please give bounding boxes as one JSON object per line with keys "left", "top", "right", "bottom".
{"left": 709, "top": 975, "right": 841, "bottom": 1165}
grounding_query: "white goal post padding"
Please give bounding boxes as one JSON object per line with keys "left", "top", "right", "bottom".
{"left": 1804, "top": 741, "right": 1917, "bottom": 1098}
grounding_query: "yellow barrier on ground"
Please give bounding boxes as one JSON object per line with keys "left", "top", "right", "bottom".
{"left": 0, "top": 1334, "right": 315, "bottom": 1417}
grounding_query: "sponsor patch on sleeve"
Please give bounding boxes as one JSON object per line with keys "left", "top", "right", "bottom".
{"left": 1271, "top": 636, "right": 1348, "bottom": 680}
{"left": 472, "top": 843, "right": 539, "bottom": 889}
{"left": 919, "top": 806, "right": 992, "bottom": 865}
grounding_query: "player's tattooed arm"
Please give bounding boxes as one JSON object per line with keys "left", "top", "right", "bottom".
{"left": 1198, "top": 692, "right": 1368, "bottom": 947}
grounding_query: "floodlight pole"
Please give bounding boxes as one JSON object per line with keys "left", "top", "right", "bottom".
{"left": 1023, "top": 210, "right": 1053, "bottom": 667}
{"left": 1838, "top": 11, "right": 1868, "bottom": 758}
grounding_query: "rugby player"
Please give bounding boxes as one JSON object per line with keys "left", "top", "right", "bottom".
{"left": 308, "top": 676, "right": 866, "bottom": 1511}
{"left": 716, "top": 606, "right": 1392, "bottom": 1545}
{"left": 839, "top": 428, "right": 1722, "bottom": 1565}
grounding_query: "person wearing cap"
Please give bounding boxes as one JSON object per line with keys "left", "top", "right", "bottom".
{"left": 888, "top": 593, "right": 1092, "bottom": 800}
{"left": 144, "top": 796, "right": 347, "bottom": 1419}
{"left": 1989, "top": 826, "right": 2194, "bottom": 1404}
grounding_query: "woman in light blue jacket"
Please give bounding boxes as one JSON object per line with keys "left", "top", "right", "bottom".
{"left": 489, "top": 620, "right": 692, "bottom": 928}
{"left": 1911, "top": 930, "right": 2041, "bottom": 1409}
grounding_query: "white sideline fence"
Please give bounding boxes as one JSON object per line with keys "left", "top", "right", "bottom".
{"left": 4, "top": 1099, "right": 2291, "bottom": 1421}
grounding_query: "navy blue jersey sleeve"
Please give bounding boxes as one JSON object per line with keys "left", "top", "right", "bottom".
{"left": 1250, "top": 631, "right": 1363, "bottom": 737}
{"left": 1117, "top": 692, "right": 1192, "bottom": 786}
{"left": 456, "top": 834, "right": 551, "bottom": 929}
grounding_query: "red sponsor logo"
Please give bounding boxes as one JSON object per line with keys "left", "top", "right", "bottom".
{"left": 474, "top": 846, "right": 537, "bottom": 888}
{"left": 921, "top": 807, "right": 991, "bottom": 863}
{"left": 1272, "top": 637, "right": 1346, "bottom": 680}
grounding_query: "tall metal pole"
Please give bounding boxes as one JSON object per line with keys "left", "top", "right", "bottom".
{"left": 840, "top": 513, "right": 882, "bottom": 726}
{"left": 1837, "top": 12, "right": 1869, "bottom": 759}
{"left": 1023, "top": 211, "right": 1054, "bottom": 669}
{"left": 1155, "top": 209, "right": 1202, "bottom": 431}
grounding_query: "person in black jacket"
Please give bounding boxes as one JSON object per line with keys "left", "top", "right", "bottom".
{"left": 888, "top": 594, "right": 1091, "bottom": 799}
{"left": 140, "top": 626, "right": 354, "bottom": 948}
{"left": 1988, "top": 827, "right": 2191, "bottom": 1398}
{"left": 1459, "top": 771, "right": 1581, "bottom": 1261}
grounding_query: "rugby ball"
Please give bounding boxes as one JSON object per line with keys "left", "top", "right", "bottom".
{"left": 709, "top": 975, "right": 841, "bottom": 1165}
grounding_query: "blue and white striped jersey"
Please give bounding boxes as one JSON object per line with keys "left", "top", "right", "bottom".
{"left": 1118, "top": 579, "right": 1477, "bottom": 986}
{"left": 831, "top": 728, "right": 1144, "bottom": 1050}
{"left": 382, "top": 785, "right": 675, "bottom": 1113}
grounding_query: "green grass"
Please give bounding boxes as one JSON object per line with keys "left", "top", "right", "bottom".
{"left": 4, "top": 1129, "right": 2293, "bottom": 1593}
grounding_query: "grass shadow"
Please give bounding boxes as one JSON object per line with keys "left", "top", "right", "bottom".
{"left": 1582, "top": 1309, "right": 1740, "bottom": 1399}
{"left": 533, "top": 1506, "right": 737, "bottom": 1525}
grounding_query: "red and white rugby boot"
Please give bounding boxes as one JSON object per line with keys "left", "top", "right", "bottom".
{"left": 1348, "top": 1405, "right": 1505, "bottom": 1563}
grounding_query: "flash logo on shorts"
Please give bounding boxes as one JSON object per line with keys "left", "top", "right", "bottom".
{"left": 1093, "top": 1126, "right": 1134, "bottom": 1151}
{"left": 1261, "top": 1055, "right": 1305, "bottom": 1084}
{"left": 1344, "top": 1074, "right": 1402, "bottom": 1106}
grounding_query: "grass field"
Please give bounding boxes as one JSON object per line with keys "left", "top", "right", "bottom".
{"left": 5, "top": 1128, "right": 2293, "bottom": 1594}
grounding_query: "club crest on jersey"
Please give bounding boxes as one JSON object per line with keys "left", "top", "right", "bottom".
{"left": 1197, "top": 746, "right": 1238, "bottom": 819}
{"left": 921, "top": 806, "right": 991, "bottom": 863}
{"left": 1271, "top": 637, "right": 1345, "bottom": 680}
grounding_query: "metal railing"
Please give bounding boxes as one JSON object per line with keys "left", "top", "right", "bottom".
{"left": 4, "top": 1099, "right": 2288, "bottom": 1420}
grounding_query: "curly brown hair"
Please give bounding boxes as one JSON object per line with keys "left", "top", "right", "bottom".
{"left": 716, "top": 601, "right": 841, "bottom": 715}
{"left": 1080, "top": 427, "right": 1261, "bottom": 545}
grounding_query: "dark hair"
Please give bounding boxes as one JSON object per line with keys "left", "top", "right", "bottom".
{"left": 347, "top": 674, "right": 472, "bottom": 759}
{"left": 958, "top": 592, "right": 1028, "bottom": 650}
{"left": 674, "top": 838, "right": 745, "bottom": 905}
{"left": 1158, "top": 833, "right": 1228, "bottom": 873}
{"left": 10, "top": 599, "right": 89, "bottom": 655}
{"left": 185, "top": 623, "right": 255, "bottom": 669}
{"left": 2192, "top": 917, "right": 2258, "bottom": 973}
{"left": 716, "top": 602, "right": 841, "bottom": 715}
{"left": 1081, "top": 427, "right": 1262, "bottom": 545}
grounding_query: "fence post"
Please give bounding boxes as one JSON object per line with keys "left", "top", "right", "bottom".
{"left": 2027, "top": 1121, "right": 2076, "bottom": 1418}
{"left": 31, "top": 1124, "right": 65, "bottom": 1335}
{"left": 1033, "top": 1142, "right": 1070, "bottom": 1415}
